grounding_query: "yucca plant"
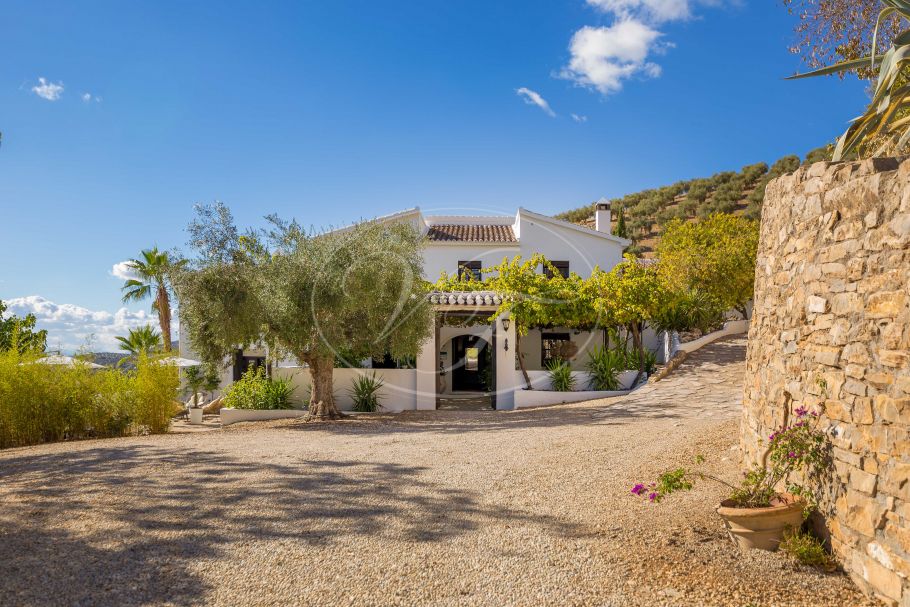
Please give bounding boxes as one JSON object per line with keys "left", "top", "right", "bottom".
{"left": 546, "top": 359, "right": 576, "bottom": 392}
{"left": 585, "top": 345, "right": 624, "bottom": 391}
{"left": 349, "top": 372, "right": 385, "bottom": 412}
{"left": 789, "top": 0, "right": 910, "bottom": 159}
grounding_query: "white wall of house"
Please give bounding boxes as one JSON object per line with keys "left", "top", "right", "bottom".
{"left": 273, "top": 367, "right": 418, "bottom": 412}
{"left": 516, "top": 326, "right": 665, "bottom": 374}
{"left": 420, "top": 209, "right": 628, "bottom": 281}
{"left": 515, "top": 212, "right": 625, "bottom": 277}
{"left": 422, "top": 243, "right": 520, "bottom": 282}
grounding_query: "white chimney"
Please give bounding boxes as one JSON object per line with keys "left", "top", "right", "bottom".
{"left": 594, "top": 199, "right": 611, "bottom": 233}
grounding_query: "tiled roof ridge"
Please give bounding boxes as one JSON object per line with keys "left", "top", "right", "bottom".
{"left": 426, "top": 224, "right": 517, "bottom": 243}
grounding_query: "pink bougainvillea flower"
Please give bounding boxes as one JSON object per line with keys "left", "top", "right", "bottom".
{"left": 631, "top": 483, "right": 645, "bottom": 496}
{"left": 648, "top": 492, "right": 658, "bottom": 502}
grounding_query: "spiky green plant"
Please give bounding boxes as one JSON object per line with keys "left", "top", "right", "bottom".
{"left": 546, "top": 359, "right": 576, "bottom": 392}
{"left": 789, "top": 0, "right": 910, "bottom": 159}
{"left": 584, "top": 345, "right": 624, "bottom": 391}
{"left": 115, "top": 325, "right": 162, "bottom": 360}
{"left": 348, "top": 372, "right": 385, "bottom": 412}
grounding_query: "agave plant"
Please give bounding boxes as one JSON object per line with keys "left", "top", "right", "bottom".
{"left": 585, "top": 345, "right": 624, "bottom": 391}
{"left": 349, "top": 372, "right": 385, "bottom": 412}
{"left": 789, "top": 0, "right": 910, "bottom": 159}
{"left": 546, "top": 359, "right": 576, "bottom": 392}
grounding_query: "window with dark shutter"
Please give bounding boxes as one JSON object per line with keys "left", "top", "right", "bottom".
{"left": 543, "top": 260, "right": 570, "bottom": 279}
{"left": 458, "top": 260, "right": 482, "bottom": 281}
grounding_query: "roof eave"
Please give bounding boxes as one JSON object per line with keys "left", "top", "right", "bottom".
{"left": 517, "top": 207, "right": 632, "bottom": 247}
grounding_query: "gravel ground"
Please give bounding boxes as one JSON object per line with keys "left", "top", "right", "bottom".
{"left": 0, "top": 339, "right": 874, "bottom": 606}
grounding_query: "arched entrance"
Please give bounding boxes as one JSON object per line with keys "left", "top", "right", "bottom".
{"left": 450, "top": 334, "right": 491, "bottom": 392}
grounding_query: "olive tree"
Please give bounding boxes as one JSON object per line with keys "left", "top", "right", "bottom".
{"left": 0, "top": 300, "right": 47, "bottom": 354}
{"left": 176, "top": 203, "right": 433, "bottom": 419}
{"left": 656, "top": 214, "right": 759, "bottom": 319}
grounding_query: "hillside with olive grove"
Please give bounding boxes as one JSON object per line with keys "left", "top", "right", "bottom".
{"left": 556, "top": 145, "right": 833, "bottom": 256}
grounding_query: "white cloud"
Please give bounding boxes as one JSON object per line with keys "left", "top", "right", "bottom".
{"left": 6, "top": 295, "right": 160, "bottom": 353}
{"left": 559, "top": 21, "right": 663, "bottom": 95}
{"left": 81, "top": 92, "right": 102, "bottom": 103}
{"left": 571, "top": 113, "right": 588, "bottom": 123}
{"left": 562, "top": 0, "right": 722, "bottom": 96}
{"left": 110, "top": 261, "right": 139, "bottom": 281}
{"left": 516, "top": 87, "right": 556, "bottom": 117}
{"left": 31, "top": 77, "right": 64, "bottom": 101}
{"left": 586, "top": 0, "right": 691, "bottom": 22}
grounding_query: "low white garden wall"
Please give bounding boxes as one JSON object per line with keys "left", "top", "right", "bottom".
{"left": 512, "top": 369, "right": 641, "bottom": 409}
{"left": 520, "top": 369, "right": 639, "bottom": 392}
{"left": 513, "top": 388, "right": 631, "bottom": 409}
{"left": 220, "top": 408, "right": 306, "bottom": 426}
{"left": 273, "top": 367, "right": 418, "bottom": 412}
{"left": 674, "top": 319, "right": 750, "bottom": 356}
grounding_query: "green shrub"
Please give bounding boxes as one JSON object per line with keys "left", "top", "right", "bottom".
{"left": 780, "top": 528, "right": 837, "bottom": 571}
{"left": 740, "top": 162, "right": 768, "bottom": 185}
{"left": 585, "top": 345, "right": 624, "bottom": 390}
{"left": 223, "top": 367, "right": 294, "bottom": 410}
{"left": 626, "top": 348, "right": 658, "bottom": 375}
{"left": 0, "top": 349, "right": 179, "bottom": 449}
{"left": 546, "top": 359, "right": 575, "bottom": 392}
{"left": 348, "top": 372, "right": 385, "bottom": 412}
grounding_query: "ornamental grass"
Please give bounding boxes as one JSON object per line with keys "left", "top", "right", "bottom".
{"left": 0, "top": 348, "right": 179, "bottom": 449}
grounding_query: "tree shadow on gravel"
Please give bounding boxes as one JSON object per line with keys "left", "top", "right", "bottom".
{"left": 269, "top": 399, "right": 683, "bottom": 438}
{"left": 0, "top": 445, "right": 582, "bottom": 606}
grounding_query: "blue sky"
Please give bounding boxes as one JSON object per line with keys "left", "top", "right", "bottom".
{"left": 1, "top": 0, "right": 868, "bottom": 352}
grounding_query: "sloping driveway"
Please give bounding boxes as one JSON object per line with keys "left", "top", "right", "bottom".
{"left": 0, "top": 337, "right": 871, "bottom": 606}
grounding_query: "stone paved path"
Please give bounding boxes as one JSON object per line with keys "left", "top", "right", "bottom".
{"left": 593, "top": 336, "right": 746, "bottom": 421}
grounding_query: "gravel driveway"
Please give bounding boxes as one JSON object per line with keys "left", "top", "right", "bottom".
{"left": 0, "top": 338, "right": 872, "bottom": 606}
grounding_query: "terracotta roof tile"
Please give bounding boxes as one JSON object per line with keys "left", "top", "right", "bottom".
{"left": 426, "top": 224, "right": 516, "bottom": 243}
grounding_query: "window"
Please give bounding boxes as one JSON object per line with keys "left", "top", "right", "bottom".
{"left": 372, "top": 353, "right": 415, "bottom": 369}
{"left": 541, "top": 332, "right": 571, "bottom": 366}
{"left": 543, "top": 260, "right": 570, "bottom": 279}
{"left": 458, "top": 260, "right": 482, "bottom": 281}
{"left": 233, "top": 350, "right": 267, "bottom": 381}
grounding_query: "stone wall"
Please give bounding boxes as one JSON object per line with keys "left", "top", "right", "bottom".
{"left": 741, "top": 158, "right": 910, "bottom": 605}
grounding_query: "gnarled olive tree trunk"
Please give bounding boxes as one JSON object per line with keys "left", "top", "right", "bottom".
{"left": 305, "top": 354, "right": 342, "bottom": 419}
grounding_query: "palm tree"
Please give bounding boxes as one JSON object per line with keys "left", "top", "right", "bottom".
{"left": 115, "top": 325, "right": 162, "bottom": 360}
{"left": 121, "top": 248, "right": 184, "bottom": 351}
{"left": 115, "top": 325, "right": 161, "bottom": 369}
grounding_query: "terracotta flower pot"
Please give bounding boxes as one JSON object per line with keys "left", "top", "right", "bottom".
{"left": 716, "top": 493, "right": 805, "bottom": 551}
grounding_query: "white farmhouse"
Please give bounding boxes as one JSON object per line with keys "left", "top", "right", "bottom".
{"left": 182, "top": 202, "right": 649, "bottom": 412}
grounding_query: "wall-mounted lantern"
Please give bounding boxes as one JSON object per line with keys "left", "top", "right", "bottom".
{"left": 501, "top": 316, "right": 511, "bottom": 351}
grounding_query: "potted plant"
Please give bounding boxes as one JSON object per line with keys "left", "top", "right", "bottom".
{"left": 632, "top": 406, "right": 827, "bottom": 551}
{"left": 183, "top": 365, "right": 206, "bottom": 424}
